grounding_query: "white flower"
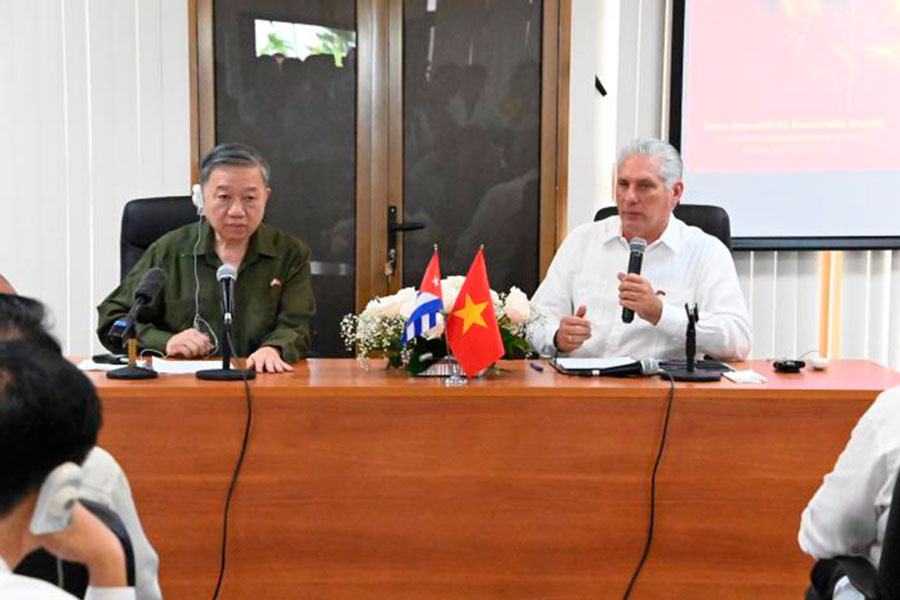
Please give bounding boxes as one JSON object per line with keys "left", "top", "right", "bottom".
{"left": 399, "top": 295, "right": 417, "bottom": 319}
{"left": 504, "top": 286, "right": 531, "bottom": 324}
{"left": 440, "top": 276, "right": 466, "bottom": 311}
{"left": 385, "top": 287, "right": 416, "bottom": 317}
{"left": 362, "top": 287, "right": 416, "bottom": 317}
{"left": 361, "top": 297, "right": 382, "bottom": 317}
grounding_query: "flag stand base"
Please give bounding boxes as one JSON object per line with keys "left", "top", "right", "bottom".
{"left": 443, "top": 356, "right": 467, "bottom": 387}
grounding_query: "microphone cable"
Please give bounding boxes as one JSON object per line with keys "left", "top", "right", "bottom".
{"left": 621, "top": 371, "right": 676, "bottom": 600}
{"left": 210, "top": 331, "right": 253, "bottom": 600}
{"left": 191, "top": 213, "right": 219, "bottom": 357}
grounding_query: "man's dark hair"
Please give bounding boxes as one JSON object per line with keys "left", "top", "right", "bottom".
{"left": 0, "top": 294, "right": 62, "bottom": 354}
{"left": 0, "top": 342, "right": 101, "bottom": 517}
{"left": 199, "top": 143, "right": 271, "bottom": 188}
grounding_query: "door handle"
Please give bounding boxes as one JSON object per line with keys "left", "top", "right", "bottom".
{"left": 386, "top": 206, "right": 425, "bottom": 278}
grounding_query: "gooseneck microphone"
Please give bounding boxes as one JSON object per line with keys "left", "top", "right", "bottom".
{"left": 197, "top": 263, "right": 256, "bottom": 381}
{"left": 622, "top": 237, "right": 647, "bottom": 323}
{"left": 107, "top": 267, "right": 168, "bottom": 346}
{"left": 217, "top": 264, "right": 237, "bottom": 324}
{"left": 107, "top": 267, "right": 167, "bottom": 380}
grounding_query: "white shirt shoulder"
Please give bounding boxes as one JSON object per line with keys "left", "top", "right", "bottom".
{"left": 81, "top": 448, "right": 162, "bottom": 600}
{"left": 799, "top": 385, "right": 900, "bottom": 566}
{"left": 0, "top": 564, "right": 79, "bottom": 600}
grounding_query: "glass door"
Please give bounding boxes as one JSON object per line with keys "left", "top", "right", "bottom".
{"left": 194, "top": 0, "right": 566, "bottom": 356}
{"left": 401, "top": 0, "right": 544, "bottom": 294}
{"left": 212, "top": 0, "right": 357, "bottom": 356}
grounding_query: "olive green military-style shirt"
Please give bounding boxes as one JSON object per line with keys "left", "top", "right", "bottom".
{"left": 97, "top": 221, "right": 315, "bottom": 362}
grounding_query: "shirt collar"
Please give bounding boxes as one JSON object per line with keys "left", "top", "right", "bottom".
{"left": 0, "top": 556, "right": 10, "bottom": 573}
{"left": 654, "top": 216, "right": 684, "bottom": 252}
{"left": 252, "top": 224, "right": 280, "bottom": 258}
{"left": 190, "top": 222, "right": 279, "bottom": 261}
{"left": 599, "top": 214, "right": 684, "bottom": 253}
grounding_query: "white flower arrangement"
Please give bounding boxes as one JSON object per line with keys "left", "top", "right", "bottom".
{"left": 341, "top": 280, "right": 540, "bottom": 372}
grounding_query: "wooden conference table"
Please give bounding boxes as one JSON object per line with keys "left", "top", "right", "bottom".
{"left": 88, "top": 359, "right": 900, "bottom": 599}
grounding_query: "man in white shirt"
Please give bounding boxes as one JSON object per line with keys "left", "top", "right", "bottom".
{"left": 799, "top": 385, "right": 900, "bottom": 600}
{"left": 0, "top": 293, "right": 162, "bottom": 600}
{"left": 528, "top": 138, "right": 751, "bottom": 360}
{"left": 0, "top": 342, "right": 135, "bottom": 600}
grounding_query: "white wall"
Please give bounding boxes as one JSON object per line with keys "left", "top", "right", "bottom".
{"left": 567, "top": 0, "right": 900, "bottom": 367}
{"left": 4, "top": 0, "right": 897, "bottom": 365}
{"left": 0, "top": 0, "right": 191, "bottom": 354}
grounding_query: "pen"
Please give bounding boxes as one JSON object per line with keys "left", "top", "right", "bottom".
{"left": 529, "top": 362, "right": 544, "bottom": 373}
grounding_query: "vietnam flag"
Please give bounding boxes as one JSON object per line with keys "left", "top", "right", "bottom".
{"left": 446, "top": 248, "right": 504, "bottom": 377}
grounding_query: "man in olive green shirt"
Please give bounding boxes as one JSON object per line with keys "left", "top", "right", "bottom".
{"left": 97, "top": 144, "right": 315, "bottom": 372}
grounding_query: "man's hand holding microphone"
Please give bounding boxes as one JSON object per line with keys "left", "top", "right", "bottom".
{"left": 553, "top": 236, "right": 662, "bottom": 353}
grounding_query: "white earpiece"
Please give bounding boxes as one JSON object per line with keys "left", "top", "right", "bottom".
{"left": 192, "top": 184, "right": 204, "bottom": 217}
{"left": 30, "top": 462, "right": 83, "bottom": 535}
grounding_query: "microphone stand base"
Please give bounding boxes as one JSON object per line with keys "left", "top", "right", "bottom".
{"left": 664, "top": 368, "right": 722, "bottom": 382}
{"left": 196, "top": 368, "right": 257, "bottom": 381}
{"left": 107, "top": 365, "right": 158, "bottom": 380}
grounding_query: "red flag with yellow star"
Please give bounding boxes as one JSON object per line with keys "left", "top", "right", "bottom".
{"left": 446, "top": 248, "right": 504, "bottom": 376}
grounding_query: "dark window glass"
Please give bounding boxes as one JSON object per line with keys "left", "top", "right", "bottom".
{"left": 403, "top": 0, "right": 542, "bottom": 294}
{"left": 215, "top": 0, "right": 356, "bottom": 356}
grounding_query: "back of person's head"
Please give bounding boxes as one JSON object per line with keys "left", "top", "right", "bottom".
{"left": 0, "top": 294, "right": 62, "bottom": 354}
{"left": 0, "top": 342, "right": 101, "bottom": 517}
{"left": 617, "top": 138, "right": 683, "bottom": 191}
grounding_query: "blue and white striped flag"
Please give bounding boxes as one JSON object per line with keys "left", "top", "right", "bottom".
{"left": 402, "top": 249, "right": 443, "bottom": 345}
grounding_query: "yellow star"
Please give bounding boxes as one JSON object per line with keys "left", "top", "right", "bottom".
{"left": 453, "top": 294, "right": 488, "bottom": 334}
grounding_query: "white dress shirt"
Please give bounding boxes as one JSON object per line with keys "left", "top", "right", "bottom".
{"left": 81, "top": 448, "right": 162, "bottom": 600}
{"left": 528, "top": 215, "right": 751, "bottom": 360}
{"left": 1, "top": 557, "right": 135, "bottom": 600}
{"left": 799, "top": 385, "right": 900, "bottom": 600}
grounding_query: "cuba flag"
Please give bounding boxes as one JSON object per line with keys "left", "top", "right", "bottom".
{"left": 402, "top": 248, "right": 444, "bottom": 345}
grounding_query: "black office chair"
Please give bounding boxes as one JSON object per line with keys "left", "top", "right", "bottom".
{"left": 15, "top": 500, "right": 136, "bottom": 598}
{"left": 119, "top": 196, "right": 353, "bottom": 356}
{"left": 120, "top": 196, "right": 197, "bottom": 280}
{"left": 807, "top": 464, "right": 900, "bottom": 600}
{"left": 593, "top": 203, "right": 732, "bottom": 251}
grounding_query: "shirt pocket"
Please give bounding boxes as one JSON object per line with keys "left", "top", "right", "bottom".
{"left": 165, "top": 298, "right": 199, "bottom": 332}
{"left": 572, "top": 273, "right": 617, "bottom": 314}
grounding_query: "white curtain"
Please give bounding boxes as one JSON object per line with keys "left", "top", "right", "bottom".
{"left": 0, "top": 0, "right": 191, "bottom": 354}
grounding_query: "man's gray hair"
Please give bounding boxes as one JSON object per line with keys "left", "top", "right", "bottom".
{"left": 617, "top": 138, "right": 683, "bottom": 191}
{"left": 200, "top": 143, "right": 271, "bottom": 187}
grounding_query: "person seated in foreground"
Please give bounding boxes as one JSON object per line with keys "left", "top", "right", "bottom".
{"left": 0, "top": 274, "right": 14, "bottom": 295}
{"left": 0, "top": 342, "right": 134, "bottom": 599}
{"left": 527, "top": 138, "right": 751, "bottom": 361}
{"left": 0, "top": 293, "right": 162, "bottom": 600}
{"left": 96, "top": 143, "right": 315, "bottom": 372}
{"left": 799, "top": 385, "right": 900, "bottom": 600}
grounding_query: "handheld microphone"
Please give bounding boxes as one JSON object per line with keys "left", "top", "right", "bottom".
{"left": 622, "top": 237, "right": 647, "bottom": 323}
{"left": 639, "top": 357, "right": 661, "bottom": 375}
{"left": 107, "top": 267, "right": 167, "bottom": 343}
{"left": 603, "top": 357, "right": 660, "bottom": 377}
{"left": 217, "top": 264, "right": 237, "bottom": 324}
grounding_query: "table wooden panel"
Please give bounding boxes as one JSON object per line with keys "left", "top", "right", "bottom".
{"left": 87, "top": 359, "right": 900, "bottom": 599}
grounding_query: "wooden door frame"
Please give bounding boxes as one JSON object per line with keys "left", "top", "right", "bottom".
{"left": 189, "top": 0, "right": 570, "bottom": 311}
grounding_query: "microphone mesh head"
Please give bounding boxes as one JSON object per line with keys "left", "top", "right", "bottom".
{"left": 217, "top": 264, "right": 238, "bottom": 282}
{"left": 133, "top": 267, "right": 167, "bottom": 301}
{"left": 629, "top": 237, "right": 647, "bottom": 254}
{"left": 640, "top": 357, "right": 660, "bottom": 375}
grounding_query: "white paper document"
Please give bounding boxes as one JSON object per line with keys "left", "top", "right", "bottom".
{"left": 150, "top": 358, "right": 226, "bottom": 375}
{"left": 76, "top": 359, "right": 123, "bottom": 372}
{"left": 553, "top": 356, "right": 636, "bottom": 370}
{"left": 722, "top": 369, "right": 768, "bottom": 384}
